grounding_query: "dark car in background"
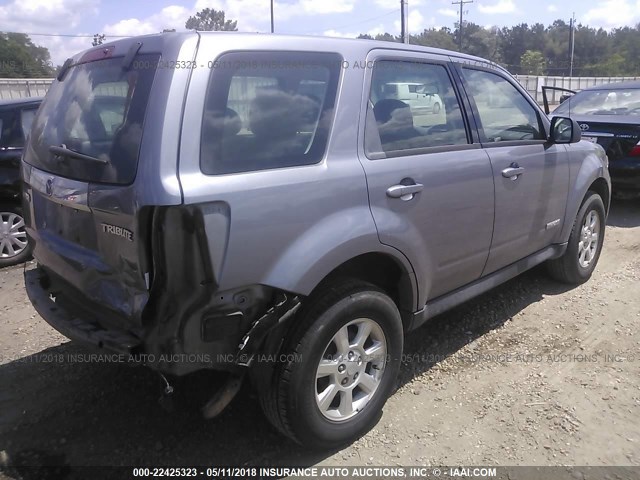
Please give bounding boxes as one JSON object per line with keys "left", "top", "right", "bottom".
{"left": 0, "top": 97, "right": 42, "bottom": 267}
{"left": 547, "top": 81, "right": 640, "bottom": 198}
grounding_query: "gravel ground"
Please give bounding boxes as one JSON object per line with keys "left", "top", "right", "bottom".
{"left": 0, "top": 199, "right": 639, "bottom": 476}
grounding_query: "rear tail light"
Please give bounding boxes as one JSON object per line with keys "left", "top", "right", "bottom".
{"left": 631, "top": 141, "right": 640, "bottom": 157}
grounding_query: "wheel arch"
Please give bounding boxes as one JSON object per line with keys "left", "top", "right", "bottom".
{"left": 308, "top": 251, "right": 417, "bottom": 327}
{"left": 560, "top": 149, "right": 610, "bottom": 244}
{"left": 588, "top": 177, "right": 610, "bottom": 214}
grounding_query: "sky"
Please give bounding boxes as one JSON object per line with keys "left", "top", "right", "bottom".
{"left": 1, "top": 0, "right": 640, "bottom": 65}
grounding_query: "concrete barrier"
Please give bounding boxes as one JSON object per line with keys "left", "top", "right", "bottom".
{"left": 0, "top": 79, "right": 54, "bottom": 100}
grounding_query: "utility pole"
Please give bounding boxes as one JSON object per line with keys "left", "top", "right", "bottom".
{"left": 452, "top": 0, "right": 473, "bottom": 51}
{"left": 270, "top": 0, "right": 274, "bottom": 33}
{"left": 400, "top": 0, "right": 409, "bottom": 43}
{"left": 569, "top": 12, "right": 576, "bottom": 77}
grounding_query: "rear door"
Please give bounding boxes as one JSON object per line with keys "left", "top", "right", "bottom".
{"left": 358, "top": 51, "right": 495, "bottom": 304}
{"left": 457, "top": 66, "right": 569, "bottom": 274}
{"left": 22, "top": 47, "right": 160, "bottom": 323}
{"left": 0, "top": 107, "right": 22, "bottom": 190}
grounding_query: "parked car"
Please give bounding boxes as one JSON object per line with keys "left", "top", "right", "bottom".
{"left": 545, "top": 81, "right": 640, "bottom": 198}
{"left": 0, "top": 97, "right": 41, "bottom": 267}
{"left": 381, "top": 82, "right": 443, "bottom": 114}
{"left": 22, "top": 33, "right": 610, "bottom": 449}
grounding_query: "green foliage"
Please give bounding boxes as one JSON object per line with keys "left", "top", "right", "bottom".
{"left": 358, "top": 20, "right": 640, "bottom": 76}
{"left": 185, "top": 8, "right": 238, "bottom": 31}
{"left": 411, "top": 28, "right": 458, "bottom": 51}
{"left": 520, "top": 50, "right": 546, "bottom": 75}
{"left": 0, "top": 32, "right": 54, "bottom": 78}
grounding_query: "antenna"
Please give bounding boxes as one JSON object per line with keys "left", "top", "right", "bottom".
{"left": 452, "top": 0, "right": 473, "bottom": 51}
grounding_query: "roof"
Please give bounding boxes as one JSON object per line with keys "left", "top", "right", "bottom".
{"left": 195, "top": 31, "right": 498, "bottom": 66}
{"left": 0, "top": 96, "right": 43, "bottom": 108}
{"left": 583, "top": 80, "right": 640, "bottom": 91}
{"left": 91, "top": 31, "right": 502, "bottom": 72}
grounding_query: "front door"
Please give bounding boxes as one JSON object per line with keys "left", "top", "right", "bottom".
{"left": 458, "top": 66, "right": 570, "bottom": 275}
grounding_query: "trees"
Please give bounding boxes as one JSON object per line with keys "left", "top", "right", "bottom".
{"left": 92, "top": 34, "right": 106, "bottom": 46}
{"left": 185, "top": 8, "right": 238, "bottom": 31}
{"left": 411, "top": 28, "right": 457, "bottom": 51}
{"left": 520, "top": 50, "right": 546, "bottom": 75}
{"left": 355, "top": 20, "right": 640, "bottom": 76}
{"left": 0, "top": 32, "right": 54, "bottom": 78}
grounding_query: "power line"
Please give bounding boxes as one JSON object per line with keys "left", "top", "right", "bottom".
{"left": 329, "top": 8, "right": 400, "bottom": 32}
{"left": 2, "top": 31, "right": 131, "bottom": 39}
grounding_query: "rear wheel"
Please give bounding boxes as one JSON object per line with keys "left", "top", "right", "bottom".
{"left": 0, "top": 203, "right": 30, "bottom": 268}
{"left": 259, "top": 279, "right": 403, "bottom": 449}
{"left": 547, "top": 191, "right": 605, "bottom": 284}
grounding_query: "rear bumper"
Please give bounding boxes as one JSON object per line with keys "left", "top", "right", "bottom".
{"left": 25, "top": 265, "right": 297, "bottom": 376}
{"left": 609, "top": 158, "right": 640, "bottom": 193}
{"left": 25, "top": 267, "right": 142, "bottom": 354}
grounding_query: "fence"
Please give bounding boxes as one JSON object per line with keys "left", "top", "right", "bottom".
{"left": 0, "top": 78, "right": 54, "bottom": 100}
{"left": 3, "top": 75, "right": 640, "bottom": 106}
{"left": 515, "top": 75, "right": 640, "bottom": 105}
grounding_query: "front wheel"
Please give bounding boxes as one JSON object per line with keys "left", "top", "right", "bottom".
{"left": 547, "top": 191, "right": 606, "bottom": 284}
{"left": 259, "top": 279, "right": 403, "bottom": 449}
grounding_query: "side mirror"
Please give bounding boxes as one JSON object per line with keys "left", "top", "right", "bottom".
{"left": 550, "top": 116, "right": 581, "bottom": 144}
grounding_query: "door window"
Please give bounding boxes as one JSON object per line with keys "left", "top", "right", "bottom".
{"left": 365, "top": 60, "right": 468, "bottom": 157}
{"left": 0, "top": 110, "right": 22, "bottom": 147}
{"left": 462, "top": 68, "right": 544, "bottom": 143}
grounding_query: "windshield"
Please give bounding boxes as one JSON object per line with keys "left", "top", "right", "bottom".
{"left": 25, "top": 54, "right": 158, "bottom": 184}
{"left": 555, "top": 88, "right": 640, "bottom": 116}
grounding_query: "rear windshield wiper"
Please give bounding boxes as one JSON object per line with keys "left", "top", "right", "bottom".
{"left": 49, "top": 145, "right": 109, "bottom": 165}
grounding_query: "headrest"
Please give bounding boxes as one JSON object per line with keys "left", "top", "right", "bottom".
{"left": 249, "top": 90, "right": 320, "bottom": 139}
{"left": 204, "top": 108, "right": 242, "bottom": 137}
{"left": 374, "top": 99, "right": 414, "bottom": 129}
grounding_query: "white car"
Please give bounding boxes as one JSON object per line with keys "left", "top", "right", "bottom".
{"left": 382, "top": 82, "right": 443, "bottom": 114}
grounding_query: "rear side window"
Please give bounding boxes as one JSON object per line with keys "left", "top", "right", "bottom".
{"left": 200, "top": 52, "right": 341, "bottom": 175}
{"left": 27, "top": 54, "right": 158, "bottom": 184}
{"left": 365, "top": 60, "right": 469, "bottom": 157}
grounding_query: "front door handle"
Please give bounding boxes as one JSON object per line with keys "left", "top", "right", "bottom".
{"left": 501, "top": 165, "right": 525, "bottom": 180}
{"left": 386, "top": 183, "right": 424, "bottom": 200}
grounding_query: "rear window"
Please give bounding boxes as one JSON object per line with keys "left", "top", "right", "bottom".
{"left": 200, "top": 51, "right": 341, "bottom": 175}
{"left": 554, "top": 88, "right": 640, "bottom": 116}
{"left": 26, "top": 54, "right": 158, "bottom": 184}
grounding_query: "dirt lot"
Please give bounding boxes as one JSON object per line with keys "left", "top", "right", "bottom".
{"left": 0, "top": 199, "right": 639, "bottom": 475}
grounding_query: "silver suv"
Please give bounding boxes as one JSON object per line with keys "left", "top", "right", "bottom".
{"left": 22, "top": 33, "right": 610, "bottom": 449}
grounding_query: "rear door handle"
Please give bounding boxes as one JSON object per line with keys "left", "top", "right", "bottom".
{"left": 501, "top": 166, "right": 525, "bottom": 180}
{"left": 386, "top": 183, "right": 424, "bottom": 200}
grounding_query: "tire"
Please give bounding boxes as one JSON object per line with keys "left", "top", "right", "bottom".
{"left": 259, "top": 279, "right": 403, "bottom": 449}
{"left": 0, "top": 202, "right": 31, "bottom": 268}
{"left": 547, "top": 191, "right": 605, "bottom": 284}
{"left": 432, "top": 102, "right": 441, "bottom": 114}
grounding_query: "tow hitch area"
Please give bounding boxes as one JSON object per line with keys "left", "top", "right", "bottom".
{"left": 201, "top": 294, "right": 301, "bottom": 419}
